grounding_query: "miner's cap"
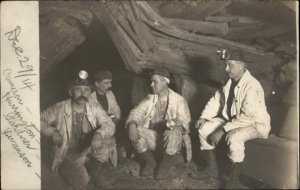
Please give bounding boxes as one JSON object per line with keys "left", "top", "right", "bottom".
{"left": 94, "top": 70, "right": 112, "bottom": 82}
{"left": 152, "top": 67, "right": 170, "bottom": 80}
{"left": 218, "top": 49, "right": 250, "bottom": 63}
{"left": 68, "top": 70, "right": 92, "bottom": 89}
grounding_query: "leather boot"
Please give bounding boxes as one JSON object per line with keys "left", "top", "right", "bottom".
{"left": 189, "top": 150, "right": 219, "bottom": 180}
{"left": 140, "top": 150, "right": 156, "bottom": 177}
{"left": 155, "top": 153, "right": 175, "bottom": 180}
{"left": 225, "top": 162, "right": 242, "bottom": 189}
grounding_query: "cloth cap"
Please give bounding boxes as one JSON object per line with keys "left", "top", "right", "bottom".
{"left": 94, "top": 70, "right": 112, "bottom": 81}
{"left": 153, "top": 67, "right": 170, "bottom": 80}
{"left": 68, "top": 70, "right": 91, "bottom": 89}
{"left": 219, "top": 49, "right": 249, "bottom": 62}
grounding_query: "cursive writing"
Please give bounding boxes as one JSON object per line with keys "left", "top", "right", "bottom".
{"left": 2, "top": 69, "right": 39, "bottom": 150}
{"left": 4, "top": 26, "right": 36, "bottom": 87}
{"left": 2, "top": 26, "right": 39, "bottom": 169}
{"left": 2, "top": 129, "right": 32, "bottom": 167}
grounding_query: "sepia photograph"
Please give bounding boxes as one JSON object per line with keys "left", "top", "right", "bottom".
{"left": 1, "top": 0, "right": 299, "bottom": 189}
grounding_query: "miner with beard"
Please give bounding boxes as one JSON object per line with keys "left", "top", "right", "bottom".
{"left": 126, "top": 68, "right": 192, "bottom": 179}
{"left": 41, "top": 70, "right": 116, "bottom": 189}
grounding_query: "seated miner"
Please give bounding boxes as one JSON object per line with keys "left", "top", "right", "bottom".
{"left": 126, "top": 68, "right": 192, "bottom": 179}
{"left": 190, "top": 49, "right": 271, "bottom": 188}
{"left": 40, "top": 70, "right": 116, "bottom": 189}
{"left": 90, "top": 70, "right": 121, "bottom": 124}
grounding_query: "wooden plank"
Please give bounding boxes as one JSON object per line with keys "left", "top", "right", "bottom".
{"left": 225, "top": 24, "right": 292, "bottom": 40}
{"left": 40, "top": 17, "right": 86, "bottom": 76}
{"left": 193, "top": 1, "right": 233, "bottom": 20}
{"left": 243, "top": 138, "right": 298, "bottom": 189}
{"left": 121, "top": 1, "right": 150, "bottom": 53}
{"left": 227, "top": 1, "right": 296, "bottom": 27}
{"left": 158, "top": 1, "right": 232, "bottom": 20}
{"left": 205, "top": 16, "right": 261, "bottom": 24}
{"left": 136, "top": 1, "right": 279, "bottom": 57}
{"left": 91, "top": 2, "right": 142, "bottom": 73}
{"left": 40, "top": 5, "right": 93, "bottom": 26}
{"left": 165, "top": 18, "right": 229, "bottom": 35}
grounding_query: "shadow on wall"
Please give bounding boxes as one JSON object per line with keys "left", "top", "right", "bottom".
{"left": 186, "top": 55, "right": 226, "bottom": 119}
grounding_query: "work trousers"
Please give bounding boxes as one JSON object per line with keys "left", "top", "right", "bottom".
{"left": 59, "top": 151, "right": 90, "bottom": 190}
{"left": 58, "top": 138, "right": 116, "bottom": 189}
{"left": 133, "top": 126, "right": 183, "bottom": 155}
{"left": 198, "top": 118, "right": 260, "bottom": 163}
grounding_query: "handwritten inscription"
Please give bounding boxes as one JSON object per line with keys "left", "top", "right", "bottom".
{"left": 4, "top": 26, "right": 36, "bottom": 88}
{"left": 2, "top": 129, "right": 32, "bottom": 167}
{"left": 2, "top": 26, "right": 39, "bottom": 169}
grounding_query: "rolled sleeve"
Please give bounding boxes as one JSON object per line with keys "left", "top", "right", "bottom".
{"left": 40, "top": 104, "right": 59, "bottom": 137}
{"left": 126, "top": 95, "right": 152, "bottom": 128}
{"left": 95, "top": 107, "right": 116, "bottom": 139}
{"left": 200, "top": 89, "right": 222, "bottom": 120}
{"left": 110, "top": 92, "right": 121, "bottom": 121}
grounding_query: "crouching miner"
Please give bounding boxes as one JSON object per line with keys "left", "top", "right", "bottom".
{"left": 126, "top": 68, "right": 192, "bottom": 179}
{"left": 91, "top": 70, "right": 121, "bottom": 124}
{"left": 41, "top": 70, "right": 116, "bottom": 189}
{"left": 190, "top": 49, "right": 271, "bottom": 188}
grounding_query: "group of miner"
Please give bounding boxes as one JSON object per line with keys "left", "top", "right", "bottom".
{"left": 41, "top": 49, "right": 271, "bottom": 189}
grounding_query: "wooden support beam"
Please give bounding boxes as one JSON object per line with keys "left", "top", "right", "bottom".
{"left": 91, "top": 2, "right": 143, "bottom": 73}
{"left": 225, "top": 24, "right": 293, "bottom": 40}
{"left": 165, "top": 18, "right": 229, "bottom": 35}
{"left": 158, "top": 1, "right": 232, "bottom": 20}
{"left": 40, "top": 17, "right": 86, "bottom": 77}
{"left": 227, "top": 1, "right": 296, "bottom": 28}
{"left": 137, "top": 1, "right": 279, "bottom": 57}
{"left": 205, "top": 16, "right": 261, "bottom": 24}
{"left": 40, "top": 5, "right": 93, "bottom": 26}
{"left": 91, "top": 1, "right": 279, "bottom": 100}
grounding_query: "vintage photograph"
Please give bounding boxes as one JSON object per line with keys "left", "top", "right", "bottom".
{"left": 38, "top": 1, "right": 298, "bottom": 189}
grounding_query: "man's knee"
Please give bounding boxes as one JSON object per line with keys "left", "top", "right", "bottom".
{"left": 164, "top": 129, "right": 182, "bottom": 155}
{"left": 132, "top": 136, "right": 155, "bottom": 153}
{"left": 225, "top": 127, "right": 258, "bottom": 146}
{"left": 199, "top": 119, "right": 224, "bottom": 138}
{"left": 225, "top": 131, "right": 241, "bottom": 145}
{"left": 92, "top": 144, "right": 111, "bottom": 162}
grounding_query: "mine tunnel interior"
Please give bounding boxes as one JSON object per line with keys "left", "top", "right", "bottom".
{"left": 40, "top": 18, "right": 288, "bottom": 137}
{"left": 39, "top": 1, "right": 297, "bottom": 189}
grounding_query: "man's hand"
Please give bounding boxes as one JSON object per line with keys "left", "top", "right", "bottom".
{"left": 128, "top": 122, "right": 139, "bottom": 143}
{"left": 208, "top": 128, "right": 226, "bottom": 146}
{"left": 195, "top": 118, "right": 207, "bottom": 129}
{"left": 108, "top": 113, "right": 118, "bottom": 124}
{"left": 52, "top": 130, "right": 63, "bottom": 146}
{"left": 173, "top": 118, "right": 183, "bottom": 127}
{"left": 91, "top": 133, "right": 103, "bottom": 152}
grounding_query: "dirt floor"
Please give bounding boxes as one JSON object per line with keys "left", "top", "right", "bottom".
{"left": 42, "top": 144, "right": 254, "bottom": 190}
{"left": 41, "top": 126, "right": 289, "bottom": 190}
{"left": 42, "top": 155, "right": 222, "bottom": 190}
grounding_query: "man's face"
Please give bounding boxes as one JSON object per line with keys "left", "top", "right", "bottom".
{"left": 150, "top": 75, "right": 168, "bottom": 94}
{"left": 70, "top": 85, "right": 91, "bottom": 105}
{"left": 224, "top": 60, "right": 246, "bottom": 81}
{"left": 95, "top": 79, "right": 112, "bottom": 95}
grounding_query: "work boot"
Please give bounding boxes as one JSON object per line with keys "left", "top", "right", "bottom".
{"left": 225, "top": 162, "right": 242, "bottom": 189}
{"left": 189, "top": 150, "right": 219, "bottom": 180}
{"left": 140, "top": 150, "right": 156, "bottom": 177}
{"left": 155, "top": 153, "right": 175, "bottom": 180}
